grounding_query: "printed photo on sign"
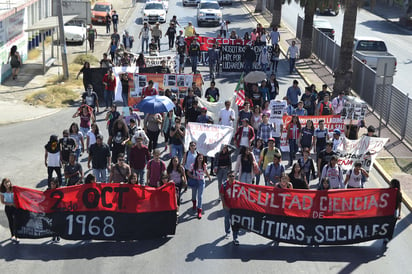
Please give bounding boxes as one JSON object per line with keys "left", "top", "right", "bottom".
{"left": 176, "top": 75, "right": 185, "bottom": 87}
{"left": 163, "top": 74, "right": 176, "bottom": 87}
{"left": 184, "top": 75, "right": 193, "bottom": 87}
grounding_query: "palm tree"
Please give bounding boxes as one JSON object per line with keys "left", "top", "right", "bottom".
{"left": 255, "top": 0, "right": 263, "bottom": 13}
{"left": 333, "top": 0, "right": 359, "bottom": 96}
{"left": 299, "top": 0, "right": 317, "bottom": 58}
{"left": 271, "top": 0, "right": 283, "bottom": 27}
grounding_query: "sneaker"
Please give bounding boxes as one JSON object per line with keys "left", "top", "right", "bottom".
{"left": 225, "top": 233, "right": 230, "bottom": 239}
{"left": 55, "top": 236, "right": 60, "bottom": 243}
{"left": 233, "top": 239, "right": 239, "bottom": 246}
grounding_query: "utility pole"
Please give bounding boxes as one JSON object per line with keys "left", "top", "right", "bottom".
{"left": 56, "top": 0, "right": 69, "bottom": 80}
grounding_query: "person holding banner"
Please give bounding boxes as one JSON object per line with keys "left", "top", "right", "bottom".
{"left": 234, "top": 147, "right": 259, "bottom": 184}
{"left": 167, "top": 156, "right": 187, "bottom": 210}
{"left": 286, "top": 115, "right": 301, "bottom": 167}
{"left": 205, "top": 81, "right": 220, "bottom": 102}
{"left": 275, "top": 175, "right": 293, "bottom": 189}
{"left": 1, "top": 178, "right": 18, "bottom": 243}
{"left": 109, "top": 153, "right": 131, "bottom": 183}
{"left": 288, "top": 163, "right": 308, "bottom": 189}
{"left": 188, "top": 153, "right": 211, "bottom": 219}
{"left": 219, "top": 100, "right": 236, "bottom": 128}
{"left": 129, "top": 136, "right": 151, "bottom": 185}
{"left": 220, "top": 171, "right": 240, "bottom": 245}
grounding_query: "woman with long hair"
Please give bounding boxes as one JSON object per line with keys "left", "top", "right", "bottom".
{"left": 298, "top": 148, "right": 316, "bottom": 183}
{"left": 1, "top": 178, "right": 18, "bottom": 243}
{"left": 187, "top": 153, "right": 211, "bottom": 219}
{"left": 288, "top": 163, "right": 308, "bottom": 189}
{"left": 213, "top": 144, "right": 236, "bottom": 191}
{"left": 69, "top": 122, "right": 85, "bottom": 162}
{"left": 167, "top": 156, "right": 187, "bottom": 212}
{"left": 108, "top": 39, "right": 118, "bottom": 62}
{"left": 135, "top": 53, "right": 146, "bottom": 69}
{"left": 144, "top": 113, "right": 163, "bottom": 153}
{"left": 300, "top": 119, "right": 315, "bottom": 152}
{"left": 128, "top": 172, "right": 138, "bottom": 184}
{"left": 73, "top": 104, "right": 95, "bottom": 138}
{"left": 275, "top": 175, "right": 293, "bottom": 189}
{"left": 8, "top": 45, "right": 21, "bottom": 80}
{"left": 86, "top": 122, "right": 99, "bottom": 153}
{"left": 108, "top": 118, "right": 130, "bottom": 163}
{"left": 234, "top": 146, "right": 258, "bottom": 184}
{"left": 251, "top": 105, "right": 262, "bottom": 136}
{"left": 286, "top": 115, "right": 301, "bottom": 166}
{"left": 252, "top": 138, "right": 264, "bottom": 185}
{"left": 271, "top": 44, "right": 280, "bottom": 73}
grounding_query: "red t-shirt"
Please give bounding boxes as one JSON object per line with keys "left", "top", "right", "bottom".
{"left": 147, "top": 159, "right": 166, "bottom": 187}
{"left": 142, "top": 86, "right": 158, "bottom": 97}
{"left": 103, "top": 74, "right": 116, "bottom": 91}
{"left": 129, "top": 145, "right": 150, "bottom": 170}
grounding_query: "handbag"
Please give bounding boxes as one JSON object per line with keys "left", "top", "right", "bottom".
{"left": 187, "top": 177, "right": 198, "bottom": 187}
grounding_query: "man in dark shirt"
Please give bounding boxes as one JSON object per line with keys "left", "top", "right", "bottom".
{"left": 182, "top": 89, "right": 197, "bottom": 122}
{"left": 186, "top": 100, "right": 201, "bottom": 123}
{"left": 242, "top": 45, "right": 256, "bottom": 74}
{"left": 205, "top": 81, "right": 220, "bottom": 102}
{"left": 188, "top": 39, "right": 201, "bottom": 73}
{"left": 88, "top": 135, "right": 111, "bottom": 183}
{"left": 317, "top": 141, "right": 337, "bottom": 178}
{"left": 59, "top": 130, "right": 77, "bottom": 167}
{"left": 64, "top": 153, "right": 83, "bottom": 186}
{"left": 157, "top": 60, "right": 171, "bottom": 74}
{"left": 169, "top": 117, "right": 185, "bottom": 162}
{"left": 111, "top": 10, "right": 119, "bottom": 32}
{"left": 82, "top": 84, "right": 99, "bottom": 113}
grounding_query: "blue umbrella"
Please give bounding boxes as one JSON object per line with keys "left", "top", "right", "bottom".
{"left": 137, "top": 95, "right": 175, "bottom": 114}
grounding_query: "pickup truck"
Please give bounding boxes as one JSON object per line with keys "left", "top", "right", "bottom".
{"left": 353, "top": 37, "right": 397, "bottom": 72}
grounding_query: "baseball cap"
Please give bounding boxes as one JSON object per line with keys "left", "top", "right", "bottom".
{"left": 201, "top": 107, "right": 207, "bottom": 112}
{"left": 334, "top": 129, "right": 341, "bottom": 135}
{"left": 242, "top": 117, "right": 249, "bottom": 122}
{"left": 368, "top": 125, "right": 376, "bottom": 132}
{"left": 268, "top": 138, "right": 275, "bottom": 143}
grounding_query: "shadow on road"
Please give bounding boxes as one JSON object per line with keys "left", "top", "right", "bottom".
{"left": 0, "top": 237, "right": 171, "bottom": 261}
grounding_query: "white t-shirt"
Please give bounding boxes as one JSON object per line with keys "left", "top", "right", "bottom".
{"left": 87, "top": 130, "right": 96, "bottom": 148}
{"left": 240, "top": 127, "right": 249, "bottom": 147}
{"left": 272, "top": 121, "right": 282, "bottom": 138}
{"left": 347, "top": 168, "right": 363, "bottom": 188}
{"left": 47, "top": 151, "right": 60, "bottom": 167}
{"left": 219, "top": 108, "right": 235, "bottom": 127}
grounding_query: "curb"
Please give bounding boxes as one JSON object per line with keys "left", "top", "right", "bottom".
{"left": 242, "top": 1, "right": 412, "bottom": 211}
{"left": 0, "top": 108, "right": 62, "bottom": 126}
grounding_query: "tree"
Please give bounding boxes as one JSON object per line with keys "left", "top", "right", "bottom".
{"left": 299, "top": 0, "right": 316, "bottom": 58}
{"left": 271, "top": 0, "right": 283, "bottom": 27}
{"left": 255, "top": 0, "right": 263, "bottom": 13}
{"left": 333, "top": 0, "right": 359, "bottom": 96}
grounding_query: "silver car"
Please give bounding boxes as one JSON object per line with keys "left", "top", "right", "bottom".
{"left": 197, "top": 0, "right": 222, "bottom": 27}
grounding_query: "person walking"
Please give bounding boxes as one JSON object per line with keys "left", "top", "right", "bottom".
{"left": 7, "top": 45, "right": 21, "bottom": 80}
{"left": 87, "top": 24, "right": 97, "bottom": 52}
{"left": 88, "top": 134, "right": 111, "bottom": 183}
{"left": 44, "top": 135, "right": 62, "bottom": 188}
{"left": 165, "top": 22, "right": 177, "bottom": 50}
{"left": 139, "top": 22, "right": 151, "bottom": 53}
{"left": 1, "top": 178, "right": 18, "bottom": 243}
{"left": 286, "top": 115, "right": 301, "bottom": 167}
{"left": 105, "top": 12, "right": 112, "bottom": 34}
{"left": 151, "top": 22, "right": 162, "bottom": 51}
{"left": 102, "top": 69, "right": 116, "bottom": 110}
{"left": 111, "top": 10, "right": 119, "bottom": 32}
{"left": 129, "top": 136, "right": 151, "bottom": 185}
{"left": 220, "top": 171, "right": 240, "bottom": 245}
{"left": 144, "top": 113, "right": 163, "bottom": 152}
{"left": 188, "top": 39, "right": 201, "bottom": 73}
{"left": 287, "top": 40, "right": 299, "bottom": 74}
{"left": 187, "top": 153, "right": 211, "bottom": 219}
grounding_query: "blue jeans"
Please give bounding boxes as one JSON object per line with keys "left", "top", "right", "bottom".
{"left": 171, "top": 144, "right": 184, "bottom": 163}
{"left": 133, "top": 168, "right": 145, "bottom": 185}
{"left": 104, "top": 89, "right": 114, "bottom": 108}
{"left": 239, "top": 172, "right": 253, "bottom": 184}
{"left": 141, "top": 37, "right": 149, "bottom": 53}
{"left": 217, "top": 167, "right": 229, "bottom": 192}
{"left": 190, "top": 56, "right": 198, "bottom": 73}
{"left": 261, "top": 63, "right": 268, "bottom": 73}
{"left": 289, "top": 58, "right": 296, "bottom": 74}
{"left": 274, "top": 137, "right": 281, "bottom": 150}
{"left": 191, "top": 179, "right": 205, "bottom": 209}
{"left": 289, "top": 139, "right": 298, "bottom": 165}
{"left": 224, "top": 209, "right": 238, "bottom": 240}
{"left": 244, "top": 60, "right": 253, "bottom": 74}
{"left": 122, "top": 92, "right": 128, "bottom": 107}
{"left": 93, "top": 168, "right": 107, "bottom": 183}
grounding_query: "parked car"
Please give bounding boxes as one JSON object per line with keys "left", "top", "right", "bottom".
{"left": 64, "top": 20, "right": 86, "bottom": 45}
{"left": 183, "top": 0, "right": 200, "bottom": 7}
{"left": 91, "top": 2, "right": 113, "bottom": 24}
{"left": 313, "top": 18, "right": 335, "bottom": 40}
{"left": 217, "top": 0, "right": 232, "bottom": 5}
{"left": 353, "top": 36, "right": 397, "bottom": 72}
{"left": 316, "top": 1, "right": 340, "bottom": 16}
{"left": 142, "top": 2, "right": 167, "bottom": 23}
{"left": 197, "top": 0, "right": 222, "bottom": 27}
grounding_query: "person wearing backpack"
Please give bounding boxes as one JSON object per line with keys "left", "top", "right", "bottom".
{"left": 146, "top": 149, "right": 166, "bottom": 187}
{"left": 264, "top": 154, "right": 285, "bottom": 186}
{"left": 344, "top": 161, "right": 369, "bottom": 188}
{"left": 317, "top": 94, "right": 334, "bottom": 116}
{"left": 320, "top": 155, "right": 343, "bottom": 189}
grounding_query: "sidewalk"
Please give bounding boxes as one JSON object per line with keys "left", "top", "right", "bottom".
{"left": 0, "top": 0, "right": 134, "bottom": 124}
{"left": 242, "top": 0, "right": 412, "bottom": 210}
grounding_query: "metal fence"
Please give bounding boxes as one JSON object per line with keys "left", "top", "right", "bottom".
{"left": 296, "top": 16, "right": 412, "bottom": 145}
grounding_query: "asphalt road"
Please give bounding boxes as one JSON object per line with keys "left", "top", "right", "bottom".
{"left": 281, "top": 1, "right": 412, "bottom": 96}
{"left": 1, "top": 1, "right": 412, "bottom": 273}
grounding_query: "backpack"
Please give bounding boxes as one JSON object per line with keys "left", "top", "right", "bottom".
{"left": 265, "top": 163, "right": 285, "bottom": 183}
{"left": 324, "top": 164, "right": 342, "bottom": 182}
{"left": 320, "top": 102, "right": 332, "bottom": 115}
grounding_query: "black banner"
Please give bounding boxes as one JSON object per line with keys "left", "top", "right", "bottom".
{"left": 13, "top": 183, "right": 178, "bottom": 240}
{"left": 221, "top": 45, "right": 273, "bottom": 72}
{"left": 231, "top": 209, "right": 396, "bottom": 245}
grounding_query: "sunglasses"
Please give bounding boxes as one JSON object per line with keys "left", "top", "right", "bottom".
{"left": 228, "top": 175, "right": 235, "bottom": 178}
